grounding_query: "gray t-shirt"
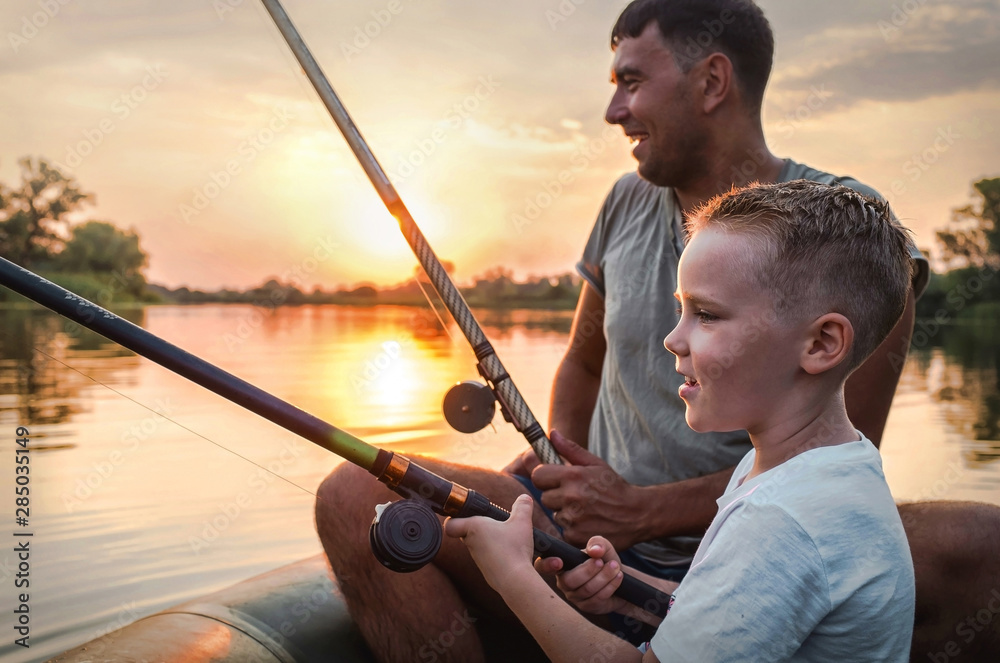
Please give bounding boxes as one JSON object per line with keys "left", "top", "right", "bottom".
{"left": 576, "top": 160, "right": 928, "bottom": 566}
{"left": 648, "top": 437, "right": 915, "bottom": 661}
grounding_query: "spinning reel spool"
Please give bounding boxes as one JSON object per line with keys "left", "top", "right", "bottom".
{"left": 442, "top": 380, "right": 497, "bottom": 434}
{"left": 369, "top": 499, "right": 442, "bottom": 573}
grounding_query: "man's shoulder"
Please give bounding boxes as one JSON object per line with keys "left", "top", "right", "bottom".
{"left": 605, "top": 171, "right": 668, "bottom": 206}
{"left": 780, "top": 159, "right": 885, "bottom": 201}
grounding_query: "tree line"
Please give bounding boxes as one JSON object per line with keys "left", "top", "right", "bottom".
{"left": 0, "top": 157, "right": 150, "bottom": 303}
{"left": 1, "top": 157, "right": 997, "bottom": 320}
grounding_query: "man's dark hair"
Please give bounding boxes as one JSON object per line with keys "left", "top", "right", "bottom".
{"left": 611, "top": 0, "right": 774, "bottom": 111}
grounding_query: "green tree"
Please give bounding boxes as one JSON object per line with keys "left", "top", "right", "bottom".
{"left": 936, "top": 177, "right": 1000, "bottom": 271}
{"left": 0, "top": 157, "right": 92, "bottom": 267}
{"left": 55, "top": 221, "right": 149, "bottom": 298}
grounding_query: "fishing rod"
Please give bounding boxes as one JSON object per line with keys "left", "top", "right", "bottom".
{"left": 258, "top": 0, "right": 562, "bottom": 466}
{"left": 0, "top": 257, "right": 671, "bottom": 618}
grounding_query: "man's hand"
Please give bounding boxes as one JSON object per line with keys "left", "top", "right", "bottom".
{"left": 445, "top": 494, "right": 536, "bottom": 592}
{"left": 502, "top": 446, "right": 542, "bottom": 478}
{"left": 531, "top": 430, "right": 643, "bottom": 549}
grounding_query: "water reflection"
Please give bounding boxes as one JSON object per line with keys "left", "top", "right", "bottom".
{"left": 0, "top": 308, "right": 142, "bottom": 431}
{"left": 0, "top": 303, "right": 997, "bottom": 663}
{"left": 909, "top": 322, "right": 1000, "bottom": 465}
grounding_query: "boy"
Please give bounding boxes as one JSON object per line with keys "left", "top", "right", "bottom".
{"left": 446, "top": 180, "right": 917, "bottom": 661}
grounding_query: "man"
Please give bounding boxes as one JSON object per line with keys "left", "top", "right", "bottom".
{"left": 316, "top": 1, "right": 1000, "bottom": 661}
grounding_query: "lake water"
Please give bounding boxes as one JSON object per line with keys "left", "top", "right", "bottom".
{"left": 0, "top": 304, "right": 998, "bottom": 662}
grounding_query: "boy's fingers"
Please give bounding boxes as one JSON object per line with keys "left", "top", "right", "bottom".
{"left": 534, "top": 555, "right": 564, "bottom": 575}
{"left": 444, "top": 516, "right": 470, "bottom": 539}
{"left": 510, "top": 493, "right": 533, "bottom": 517}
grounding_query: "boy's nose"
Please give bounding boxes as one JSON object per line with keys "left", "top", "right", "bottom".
{"left": 664, "top": 325, "right": 686, "bottom": 357}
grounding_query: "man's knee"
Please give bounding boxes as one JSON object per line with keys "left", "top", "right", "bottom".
{"left": 318, "top": 461, "right": 375, "bottom": 503}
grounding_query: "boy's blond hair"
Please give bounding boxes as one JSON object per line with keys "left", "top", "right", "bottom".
{"left": 687, "top": 180, "right": 915, "bottom": 372}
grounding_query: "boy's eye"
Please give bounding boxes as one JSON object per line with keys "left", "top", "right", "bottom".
{"left": 697, "top": 310, "right": 718, "bottom": 323}
{"left": 675, "top": 305, "right": 683, "bottom": 316}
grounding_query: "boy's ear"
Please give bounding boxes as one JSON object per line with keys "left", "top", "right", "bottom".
{"left": 800, "top": 313, "right": 853, "bottom": 375}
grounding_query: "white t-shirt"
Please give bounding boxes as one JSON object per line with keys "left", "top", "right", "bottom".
{"left": 648, "top": 436, "right": 915, "bottom": 662}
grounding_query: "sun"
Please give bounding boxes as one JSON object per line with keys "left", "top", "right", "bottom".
{"left": 348, "top": 191, "right": 452, "bottom": 261}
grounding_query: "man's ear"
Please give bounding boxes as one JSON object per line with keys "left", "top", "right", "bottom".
{"left": 698, "top": 52, "right": 733, "bottom": 114}
{"left": 801, "top": 313, "right": 853, "bottom": 375}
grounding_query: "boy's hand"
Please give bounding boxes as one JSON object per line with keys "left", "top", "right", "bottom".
{"left": 536, "top": 535, "right": 628, "bottom": 615}
{"left": 445, "top": 494, "right": 536, "bottom": 592}
{"left": 531, "top": 430, "right": 643, "bottom": 549}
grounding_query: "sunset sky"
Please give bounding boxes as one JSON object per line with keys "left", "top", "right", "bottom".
{"left": 1, "top": 0, "right": 997, "bottom": 290}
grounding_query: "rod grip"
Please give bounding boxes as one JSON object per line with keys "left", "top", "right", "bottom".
{"left": 531, "top": 530, "right": 672, "bottom": 619}
{"left": 459, "top": 491, "right": 671, "bottom": 619}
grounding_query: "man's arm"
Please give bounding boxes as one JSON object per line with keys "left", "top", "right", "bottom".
{"left": 549, "top": 282, "right": 607, "bottom": 449}
{"left": 844, "top": 287, "right": 915, "bottom": 447}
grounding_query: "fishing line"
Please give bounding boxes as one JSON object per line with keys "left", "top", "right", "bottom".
{"left": 1, "top": 327, "right": 319, "bottom": 501}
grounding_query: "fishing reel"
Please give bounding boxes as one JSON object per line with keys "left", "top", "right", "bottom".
{"left": 442, "top": 380, "right": 497, "bottom": 433}
{"left": 369, "top": 499, "right": 442, "bottom": 573}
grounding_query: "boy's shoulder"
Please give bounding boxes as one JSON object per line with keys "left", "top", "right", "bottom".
{"left": 727, "top": 440, "right": 912, "bottom": 578}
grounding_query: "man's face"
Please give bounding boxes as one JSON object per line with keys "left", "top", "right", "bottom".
{"left": 606, "top": 22, "right": 703, "bottom": 187}
{"left": 664, "top": 227, "right": 803, "bottom": 434}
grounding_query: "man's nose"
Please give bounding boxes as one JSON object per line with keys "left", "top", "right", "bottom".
{"left": 605, "top": 87, "right": 629, "bottom": 125}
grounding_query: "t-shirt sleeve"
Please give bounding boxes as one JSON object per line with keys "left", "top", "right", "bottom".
{"left": 576, "top": 177, "right": 630, "bottom": 297}
{"left": 830, "top": 177, "right": 930, "bottom": 300}
{"left": 649, "top": 503, "right": 831, "bottom": 662}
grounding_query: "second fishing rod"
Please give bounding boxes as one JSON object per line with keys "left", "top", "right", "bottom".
{"left": 258, "top": 0, "right": 562, "bottom": 467}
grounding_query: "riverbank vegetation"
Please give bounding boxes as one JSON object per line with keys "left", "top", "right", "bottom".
{"left": 1, "top": 157, "right": 996, "bottom": 318}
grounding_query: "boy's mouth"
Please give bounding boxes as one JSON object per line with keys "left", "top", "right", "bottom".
{"left": 683, "top": 375, "right": 698, "bottom": 387}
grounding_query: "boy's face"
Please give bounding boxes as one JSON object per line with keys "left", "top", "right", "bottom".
{"left": 664, "top": 227, "right": 805, "bottom": 434}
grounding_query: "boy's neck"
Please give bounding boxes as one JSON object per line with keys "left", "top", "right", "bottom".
{"left": 746, "top": 391, "right": 859, "bottom": 479}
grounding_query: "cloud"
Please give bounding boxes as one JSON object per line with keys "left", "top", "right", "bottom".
{"left": 770, "top": 1, "right": 999, "bottom": 113}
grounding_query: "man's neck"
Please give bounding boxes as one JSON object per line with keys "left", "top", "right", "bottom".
{"left": 674, "top": 138, "right": 785, "bottom": 214}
